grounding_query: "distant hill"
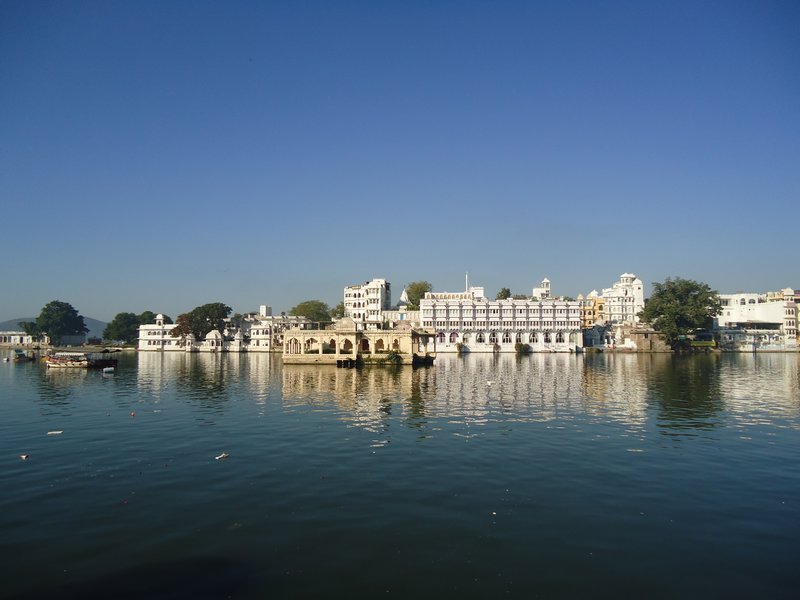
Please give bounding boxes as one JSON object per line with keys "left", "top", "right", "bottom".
{"left": 0, "top": 317, "right": 108, "bottom": 340}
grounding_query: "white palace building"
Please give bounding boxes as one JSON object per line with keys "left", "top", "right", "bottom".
{"left": 420, "top": 278, "right": 583, "bottom": 353}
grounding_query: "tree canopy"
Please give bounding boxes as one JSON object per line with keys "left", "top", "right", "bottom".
{"left": 405, "top": 281, "right": 432, "bottom": 310}
{"left": 289, "top": 300, "right": 331, "bottom": 322}
{"left": 103, "top": 312, "right": 141, "bottom": 343}
{"left": 30, "top": 300, "right": 88, "bottom": 345}
{"left": 638, "top": 277, "right": 722, "bottom": 349}
{"left": 18, "top": 320, "right": 44, "bottom": 342}
{"left": 496, "top": 287, "right": 511, "bottom": 300}
{"left": 170, "top": 302, "right": 232, "bottom": 340}
{"left": 330, "top": 302, "right": 345, "bottom": 319}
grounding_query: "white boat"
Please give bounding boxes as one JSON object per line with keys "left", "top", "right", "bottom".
{"left": 44, "top": 351, "right": 119, "bottom": 369}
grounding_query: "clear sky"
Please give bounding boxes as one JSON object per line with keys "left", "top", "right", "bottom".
{"left": 1, "top": 0, "right": 798, "bottom": 322}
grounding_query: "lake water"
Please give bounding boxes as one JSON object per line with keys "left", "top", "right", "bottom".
{"left": 2, "top": 351, "right": 799, "bottom": 598}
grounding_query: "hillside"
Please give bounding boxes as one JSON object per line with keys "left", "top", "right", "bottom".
{"left": 0, "top": 317, "right": 108, "bottom": 340}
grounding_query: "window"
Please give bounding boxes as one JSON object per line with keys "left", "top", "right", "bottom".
{"left": 489, "top": 332, "right": 498, "bottom": 344}
{"left": 477, "top": 332, "right": 485, "bottom": 343}
{"left": 529, "top": 332, "right": 537, "bottom": 343}
{"left": 449, "top": 332, "right": 458, "bottom": 343}
{"left": 502, "top": 332, "right": 511, "bottom": 343}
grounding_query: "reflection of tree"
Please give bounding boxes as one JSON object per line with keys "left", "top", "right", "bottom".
{"left": 174, "top": 354, "right": 236, "bottom": 411}
{"left": 404, "top": 370, "right": 427, "bottom": 428}
{"left": 35, "top": 368, "right": 88, "bottom": 406}
{"left": 649, "top": 354, "right": 723, "bottom": 430}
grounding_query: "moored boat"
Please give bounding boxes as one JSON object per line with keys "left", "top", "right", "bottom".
{"left": 44, "top": 351, "right": 119, "bottom": 369}
{"left": 13, "top": 349, "right": 37, "bottom": 362}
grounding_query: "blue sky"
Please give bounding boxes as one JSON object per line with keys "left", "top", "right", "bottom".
{"left": 1, "top": 0, "right": 798, "bottom": 322}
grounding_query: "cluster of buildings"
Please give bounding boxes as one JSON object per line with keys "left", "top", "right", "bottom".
{"left": 3, "top": 273, "right": 796, "bottom": 355}
{"left": 134, "top": 272, "right": 798, "bottom": 355}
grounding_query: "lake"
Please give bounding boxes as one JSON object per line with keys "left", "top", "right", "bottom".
{"left": 2, "top": 351, "right": 799, "bottom": 598}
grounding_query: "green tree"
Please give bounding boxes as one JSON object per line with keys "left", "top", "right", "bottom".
{"left": 103, "top": 312, "right": 141, "bottom": 343}
{"left": 140, "top": 311, "right": 172, "bottom": 325}
{"left": 405, "top": 281, "right": 432, "bottom": 310}
{"left": 33, "top": 300, "right": 89, "bottom": 345}
{"left": 170, "top": 302, "right": 232, "bottom": 340}
{"left": 290, "top": 300, "right": 331, "bottom": 322}
{"left": 330, "top": 302, "right": 346, "bottom": 319}
{"left": 639, "top": 277, "right": 722, "bottom": 349}
{"left": 496, "top": 287, "right": 511, "bottom": 300}
{"left": 18, "top": 320, "right": 44, "bottom": 342}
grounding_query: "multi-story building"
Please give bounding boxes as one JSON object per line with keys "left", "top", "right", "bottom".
{"left": 244, "top": 305, "right": 310, "bottom": 352}
{"left": 138, "top": 314, "right": 181, "bottom": 351}
{"left": 578, "top": 291, "right": 607, "bottom": 329}
{"left": 344, "top": 278, "right": 392, "bottom": 329}
{"left": 715, "top": 288, "right": 797, "bottom": 351}
{"left": 138, "top": 313, "right": 246, "bottom": 352}
{"left": 601, "top": 273, "right": 645, "bottom": 326}
{"left": 419, "top": 280, "right": 583, "bottom": 353}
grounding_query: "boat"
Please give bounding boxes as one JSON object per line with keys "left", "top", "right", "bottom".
{"left": 13, "top": 349, "right": 37, "bottom": 363}
{"left": 44, "top": 351, "right": 119, "bottom": 369}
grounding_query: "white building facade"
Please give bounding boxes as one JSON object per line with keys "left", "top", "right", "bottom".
{"left": 420, "top": 283, "right": 583, "bottom": 353}
{"left": 344, "top": 278, "right": 392, "bottom": 329}
{"left": 715, "top": 288, "right": 797, "bottom": 351}
{"left": 138, "top": 314, "right": 181, "bottom": 351}
{"left": 0, "top": 331, "right": 43, "bottom": 346}
{"left": 601, "top": 273, "right": 645, "bottom": 326}
{"left": 244, "top": 305, "right": 311, "bottom": 352}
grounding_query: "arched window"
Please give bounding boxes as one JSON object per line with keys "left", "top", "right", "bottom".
{"left": 502, "top": 332, "right": 512, "bottom": 343}
{"left": 489, "top": 332, "right": 498, "bottom": 344}
{"left": 392, "top": 338, "right": 400, "bottom": 351}
{"left": 375, "top": 339, "right": 385, "bottom": 352}
{"left": 449, "top": 332, "right": 458, "bottom": 343}
{"left": 462, "top": 334, "right": 470, "bottom": 344}
{"left": 437, "top": 332, "right": 445, "bottom": 343}
{"left": 515, "top": 333, "right": 522, "bottom": 343}
{"left": 529, "top": 332, "right": 537, "bottom": 344}
{"left": 544, "top": 332, "right": 551, "bottom": 343}
{"left": 556, "top": 332, "right": 564, "bottom": 343}
{"left": 477, "top": 332, "right": 485, "bottom": 343}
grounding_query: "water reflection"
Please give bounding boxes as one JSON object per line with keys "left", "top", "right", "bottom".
{"left": 137, "top": 352, "right": 246, "bottom": 413}
{"left": 278, "top": 353, "right": 800, "bottom": 434}
{"left": 647, "top": 353, "right": 724, "bottom": 432}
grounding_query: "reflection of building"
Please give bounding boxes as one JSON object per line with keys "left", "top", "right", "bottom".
{"left": 715, "top": 288, "right": 797, "bottom": 351}
{"left": 419, "top": 280, "right": 583, "bottom": 353}
{"left": 283, "top": 317, "right": 436, "bottom": 365}
{"left": 282, "top": 363, "right": 414, "bottom": 430}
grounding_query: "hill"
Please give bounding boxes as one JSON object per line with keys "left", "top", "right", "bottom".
{"left": 0, "top": 317, "right": 108, "bottom": 340}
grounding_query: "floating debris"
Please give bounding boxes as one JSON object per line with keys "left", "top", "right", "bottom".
{"left": 215, "top": 452, "right": 229, "bottom": 461}
{"left": 130, "top": 411, "right": 136, "bottom": 417}
{"left": 47, "top": 431, "right": 63, "bottom": 436}
{"left": 20, "top": 454, "right": 30, "bottom": 460}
